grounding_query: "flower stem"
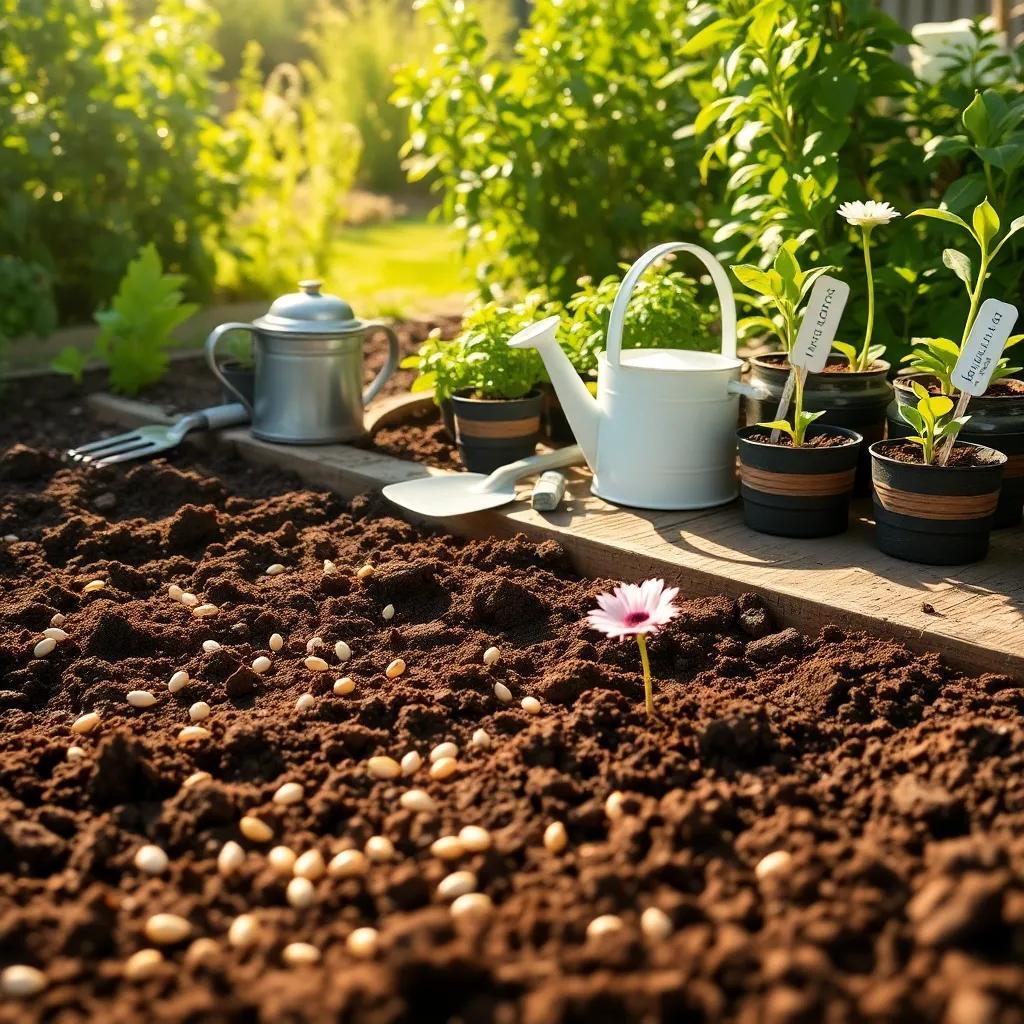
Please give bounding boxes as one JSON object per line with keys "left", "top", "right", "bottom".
{"left": 636, "top": 633, "right": 654, "bottom": 717}
{"left": 858, "top": 224, "right": 875, "bottom": 372}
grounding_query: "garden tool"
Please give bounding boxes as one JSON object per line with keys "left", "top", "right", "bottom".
{"left": 382, "top": 446, "right": 583, "bottom": 517}
{"left": 506, "top": 242, "right": 768, "bottom": 510}
{"left": 67, "top": 403, "right": 249, "bottom": 466}
{"left": 205, "top": 279, "right": 400, "bottom": 445}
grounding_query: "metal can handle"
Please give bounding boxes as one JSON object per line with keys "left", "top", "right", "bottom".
{"left": 605, "top": 242, "right": 737, "bottom": 367}
{"left": 362, "top": 323, "right": 400, "bottom": 406}
{"left": 204, "top": 323, "right": 255, "bottom": 414}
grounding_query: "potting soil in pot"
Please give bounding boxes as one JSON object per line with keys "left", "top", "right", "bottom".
{"left": 1, "top": 381, "right": 1024, "bottom": 1023}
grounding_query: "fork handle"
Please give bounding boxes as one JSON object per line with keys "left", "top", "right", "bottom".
{"left": 172, "top": 403, "right": 250, "bottom": 437}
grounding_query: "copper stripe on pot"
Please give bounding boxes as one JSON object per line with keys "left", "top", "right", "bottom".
{"left": 455, "top": 416, "right": 541, "bottom": 440}
{"left": 873, "top": 481, "right": 1000, "bottom": 521}
{"left": 1003, "top": 454, "right": 1024, "bottom": 479}
{"left": 740, "top": 466, "right": 856, "bottom": 497}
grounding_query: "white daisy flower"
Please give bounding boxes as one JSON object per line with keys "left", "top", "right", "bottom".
{"left": 837, "top": 200, "right": 901, "bottom": 228}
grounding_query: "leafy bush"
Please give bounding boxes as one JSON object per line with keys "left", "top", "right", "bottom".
{"left": 0, "top": 257, "right": 57, "bottom": 346}
{"left": 0, "top": 0, "right": 244, "bottom": 322}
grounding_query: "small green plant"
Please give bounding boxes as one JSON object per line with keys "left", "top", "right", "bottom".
{"left": 52, "top": 245, "right": 196, "bottom": 395}
{"left": 898, "top": 381, "right": 971, "bottom": 465}
{"left": 757, "top": 370, "right": 823, "bottom": 448}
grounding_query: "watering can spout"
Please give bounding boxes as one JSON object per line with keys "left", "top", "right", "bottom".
{"left": 508, "top": 315, "right": 599, "bottom": 468}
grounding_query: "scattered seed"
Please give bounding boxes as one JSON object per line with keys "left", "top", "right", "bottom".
{"left": 367, "top": 756, "right": 401, "bottom": 781}
{"left": 192, "top": 604, "right": 218, "bottom": 618}
{"left": 273, "top": 782, "right": 304, "bottom": 806}
{"left": 50, "top": 613, "right": 66, "bottom": 627}
{"left": 333, "top": 676, "right": 355, "bottom": 696}
{"left": 202, "top": 640, "right": 221, "bottom": 653}
{"left": 83, "top": 579, "right": 106, "bottom": 593}
{"left": 33, "top": 637, "right": 56, "bottom": 658}
{"left": 587, "top": 915, "right": 624, "bottom": 939}
{"left": 755, "top": 850, "right": 792, "bottom": 881}
{"left": 364, "top": 835, "right": 395, "bottom": 862}
{"left": 543, "top": 822, "right": 568, "bottom": 854}
{"left": 286, "top": 876, "right": 315, "bottom": 909}
{"left": 329, "top": 848, "right": 368, "bottom": 878}
{"left": 459, "top": 825, "right": 491, "bottom": 853}
{"left": 605, "top": 791, "right": 626, "bottom": 821}
{"left": 437, "top": 870, "right": 477, "bottom": 901}
{"left": 269, "top": 633, "right": 284, "bottom": 652}
{"left": 134, "top": 844, "right": 169, "bottom": 875}
{"left": 385, "top": 658, "right": 406, "bottom": 679}
{"left": 179, "top": 592, "right": 199, "bottom": 608}
{"left": 493, "top": 682, "right": 512, "bottom": 703}
{"left": 189, "top": 702, "right": 211, "bottom": 722}
{"left": 183, "top": 771, "right": 211, "bottom": 788}
{"left": 268, "top": 846, "right": 297, "bottom": 874}
{"left": 218, "top": 840, "right": 245, "bottom": 875}
{"left": 400, "top": 751, "right": 422, "bottom": 775}
{"left": 1, "top": 964, "right": 47, "bottom": 998}
{"left": 382, "top": 604, "right": 395, "bottom": 621}
{"left": 145, "top": 913, "right": 191, "bottom": 945}
{"left": 355, "top": 564, "right": 374, "bottom": 580}
{"left": 71, "top": 711, "right": 100, "bottom": 735}
{"left": 450, "top": 892, "right": 493, "bottom": 925}
{"left": 470, "top": 729, "right": 491, "bottom": 750}
{"left": 295, "top": 694, "right": 314, "bottom": 712}
{"left": 400, "top": 789, "right": 435, "bottom": 813}
{"left": 127, "top": 690, "right": 156, "bottom": 708}
{"left": 430, "top": 835, "right": 465, "bottom": 861}
{"left": 183, "top": 937, "right": 219, "bottom": 966}
{"left": 305, "top": 637, "right": 324, "bottom": 654}
{"left": 250, "top": 655, "right": 272, "bottom": 674}
{"left": 304, "top": 656, "right": 329, "bottom": 672}
{"left": 430, "top": 757, "right": 458, "bottom": 781}
{"left": 168, "top": 584, "right": 184, "bottom": 602}
{"left": 640, "top": 906, "right": 674, "bottom": 941}
{"left": 335, "top": 640, "right": 352, "bottom": 662}
{"left": 42, "top": 627, "right": 68, "bottom": 642}
{"left": 266, "top": 564, "right": 285, "bottom": 576}
{"left": 177, "top": 725, "right": 211, "bottom": 742}
{"left": 168, "top": 670, "right": 189, "bottom": 693}
{"left": 521, "top": 696, "right": 541, "bottom": 715}
{"left": 124, "top": 948, "right": 163, "bottom": 981}
{"left": 1, "top": 533, "right": 16, "bottom": 544}
{"left": 293, "top": 849, "right": 326, "bottom": 881}
{"left": 483, "top": 646, "right": 500, "bottom": 667}
{"left": 430, "top": 741, "right": 458, "bottom": 763}
{"left": 282, "top": 942, "right": 320, "bottom": 966}
{"left": 323, "top": 559, "right": 337, "bottom": 574}
{"left": 346, "top": 927, "right": 379, "bottom": 959}
{"left": 228, "top": 914, "right": 259, "bottom": 949}
{"left": 66, "top": 745, "right": 87, "bottom": 762}
{"left": 239, "top": 816, "right": 274, "bottom": 843}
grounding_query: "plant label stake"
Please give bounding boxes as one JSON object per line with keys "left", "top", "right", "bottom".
{"left": 937, "top": 297, "right": 1019, "bottom": 466}
{"left": 770, "top": 276, "right": 850, "bottom": 442}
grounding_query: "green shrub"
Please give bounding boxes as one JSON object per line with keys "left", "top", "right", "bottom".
{"left": 0, "top": 257, "right": 57, "bottom": 345}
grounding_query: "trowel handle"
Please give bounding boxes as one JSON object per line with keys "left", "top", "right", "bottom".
{"left": 480, "top": 445, "right": 585, "bottom": 494}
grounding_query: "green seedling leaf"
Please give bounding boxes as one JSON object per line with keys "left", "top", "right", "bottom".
{"left": 909, "top": 207, "right": 975, "bottom": 238}
{"left": 51, "top": 346, "right": 89, "bottom": 385}
{"left": 972, "top": 198, "right": 1000, "bottom": 249}
{"left": 941, "top": 248, "right": 973, "bottom": 288}
{"left": 962, "top": 91, "right": 990, "bottom": 146}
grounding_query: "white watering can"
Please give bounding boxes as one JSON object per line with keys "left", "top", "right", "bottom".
{"left": 509, "top": 241, "right": 763, "bottom": 510}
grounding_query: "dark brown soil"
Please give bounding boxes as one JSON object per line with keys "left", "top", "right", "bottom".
{"left": 746, "top": 430, "right": 856, "bottom": 450}
{"left": 1, "top": 367, "right": 1024, "bottom": 1023}
{"left": 757, "top": 353, "right": 889, "bottom": 375}
{"left": 894, "top": 377, "right": 1024, "bottom": 400}
{"left": 877, "top": 442, "right": 1003, "bottom": 469}
{"left": 371, "top": 407, "right": 463, "bottom": 472}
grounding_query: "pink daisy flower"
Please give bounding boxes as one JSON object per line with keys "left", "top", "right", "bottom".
{"left": 587, "top": 579, "right": 680, "bottom": 640}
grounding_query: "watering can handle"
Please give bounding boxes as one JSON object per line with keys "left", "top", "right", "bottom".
{"left": 605, "top": 242, "right": 737, "bottom": 367}
{"left": 205, "top": 322, "right": 255, "bottom": 414}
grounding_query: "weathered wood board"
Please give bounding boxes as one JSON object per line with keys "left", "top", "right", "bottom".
{"left": 87, "top": 393, "right": 1024, "bottom": 678}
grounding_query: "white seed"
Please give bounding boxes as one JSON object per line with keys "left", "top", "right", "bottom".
{"left": 335, "top": 640, "right": 352, "bottom": 662}
{"left": 42, "top": 627, "right": 67, "bottom": 642}
{"left": 1, "top": 964, "right": 47, "bottom": 998}
{"left": 400, "top": 789, "right": 436, "bottom": 813}
{"left": 251, "top": 656, "right": 271, "bottom": 674}
{"left": 266, "top": 563, "right": 285, "bottom": 576}
{"left": 437, "top": 870, "right": 477, "bottom": 901}
{"left": 83, "top": 579, "right": 106, "bottom": 593}
{"left": 483, "top": 646, "right": 500, "bottom": 666}
{"left": 33, "top": 637, "right": 56, "bottom": 658}
{"left": 179, "top": 592, "right": 199, "bottom": 607}
{"left": 470, "top": 729, "right": 491, "bottom": 750}
{"left": 493, "top": 682, "right": 512, "bottom": 703}
{"left": 346, "top": 927, "right": 379, "bottom": 959}
{"left": 134, "top": 844, "right": 169, "bottom": 875}
{"left": 183, "top": 771, "right": 211, "bottom": 788}
{"left": 544, "top": 821, "right": 568, "bottom": 854}
{"left": 605, "top": 791, "right": 626, "bottom": 821}
{"left": 177, "top": 725, "right": 210, "bottom": 742}
{"left": 323, "top": 559, "right": 337, "bottom": 574}
{"left": 587, "top": 914, "right": 624, "bottom": 939}
{"left": 364, "top": 835, "right": 395, "bottom": 862}
{"left": 269, "top": 633, "right": 284, "bottom": 652}
{"left": 430, "top": 835, "right": 465, "bottom": 861}
{"left": 192, "top": 604, "right": 219, "bottom": 618}
{"left": 430, "top": 742, "right": 458, "bottom": 763}
{"left": 282, "top": 942, "right": 320, "bottom": 966}
{"left": 355, "top": 564, "right": 374, "bottom": 580}
{"left": 168, "top": 670, "right": 189, "bottom": 693}
{"left": 168, "top": 584, "right": 184, "bottom": 602}
{"left": 227, "top": 914, "right": 259, "bottom": 949}
{"left": 305, "top": 637, "right": 324, "bottom": 653}
{"left": 400, "top": 751, "right": 422, "bottom": 776}
{"left": 521, "top": 696, "right": 541, "bottom": 715}
{"left": 50, "top": 613, "right": 66, "bottom": 627}
{"left": 304, "top": 656, "right": 329, "bottom": 672}
{"left": 286, "top": 876, "right": 315, "bottom": 909}
{"left": 268, "top": 846, "right": 297, "bottom": 874}
{"left": 430, "top": 757, "right": 458, "bottom": 781}
{"left": 124, "top": 948, "right": 163, "bottom": 981}
{"left": 71, "top": 711, "right": 100, "bottom": 735}
{"left": 293, "top": 849, "right": 326, "bottom": 881}
{"left": 450, "top": 892, "right": 493, "bottom": 925}
{"left": 295, "top": 693, "right": 314, "bottom": 712}
{"left": 218, "top": 840, "right": 245, "bottom": 875}
{"left": 640, "top": 906, "right": 674, "bottom": 941}
{"left": 367, "top": 756, "right": 401, "bottom": 781}
{"left": 273, "top": 782, "right": 304, "bottom": 806}
{"left": 382, "top": 604, "right": 395, "bottom": 621}
{"left": 127, "top": 690, "right": 156, "bottom": 708}
{"left": 385, "top": 658, "right": 406, "bottom": 679}
{"left": 183, "top": 938, "right": 219, "bottom": 966}
{"left": 189, "top": 701, "right": 210, "bottom": 722}
{"left": 1, "top": 533, "right": 16, "bottom": 544}
{"left": 329, "top": 848, "right": 368, "bottom": 878}
{"left": 239, "top": 816, "right": 274, "bottom": 843}
{"left": 145, "top": 913, "right": 191, "bottom": 945}
{"left": 458, "top": 825, "right": 491, "bottom": 853}
{"left": 333, "top": 676, "right": 355, "bottom": 696}
{"left": 202, "top": 640, "right": 221, "bottom": 653}
{"left": 755, "top": 850, "right": 793, "bottom": 882}
{"left": 66, "top": 745, "right": 87, "bottom": 762}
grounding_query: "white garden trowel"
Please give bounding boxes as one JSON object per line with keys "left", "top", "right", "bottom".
{"left": 382, "top": 445, "right": 584, "bottom": 517}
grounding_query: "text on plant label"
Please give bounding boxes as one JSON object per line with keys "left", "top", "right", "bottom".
{"left": 952, "top": 298, "right": 1019, "bottom": 397}
{"left": 790, "top": 276, "right": 850, "bottom": 374}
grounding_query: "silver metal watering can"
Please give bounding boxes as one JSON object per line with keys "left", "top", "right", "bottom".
{"left": 205, "top": 280, "right": 399, "bottom": 444}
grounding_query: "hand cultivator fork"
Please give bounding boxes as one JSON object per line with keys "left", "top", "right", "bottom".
{"left": 67, "top": 403, "right": 249, "bottom": 467}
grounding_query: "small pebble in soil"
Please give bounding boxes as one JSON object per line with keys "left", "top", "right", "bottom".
{"left": 755, "top": 850, "right": 792, "bottom": 881}
{"left": 134, "top": 845, "right": 169, "bottom": 875}
{"left": 189, "top": 702, "right": 211, "bottom": 722}
{"left": 333, "top": 676, "right": 355, "bottom": 696}
{"left": 218, "top": 841, "right": 245, "bottom": 875}
{"left": 145, "top": 913, "right": 191, "bottom": 945}
{"left": 382, "top": 604, "right": 395, "bottom": 621}
{"left": 438, "top": 870, "right": 477, "bottom": 901}
{"left": 273, "top": 782, "right": 304, "bottom": 806}
{"left": 167, "top": 584, "right": 184, "bottom": 602}
{"left": 282, "top": 942, "right": 320, "bottom": 966}
{"left": 295, "top": 693, "right": 314, "bottom": 712}
{"left": 83, "top": 579, "right": 106, "bottom": 593}
{"left": 252, "top": 656, "right": 272, "bottom": 674}
{"left": 640, "top": 906, "right": 674, "bottom": 941}
{"left": 240, "top": 816, "right": 274, "bottom": 843}
{"left": 179, "top": 593, "right": 199, "bottom": 608}
{"left": 335, "top": 640, "right": 352, "bottom": 662}
{"left": 521, "top": 696, "right": 541, "bottom": 715}
{"left": 346, "top": 927, "right": 379, "bottom": 960}
{"left": 483, "top": 646, "right": 500, "bottom": 667}
{"left": 127, "top": 690, "right": 156, "bottom": 708}
{"left": 368, "top": 756, "right": 401, "bottom": 781}
{"left": 269, "top": 633, "right": 284, "bottom": 652}
{"left": 42, "top": 627, "right": 67, "bottom": 642}
{"left": 2, "top": 965, "right": 47, "bottom": 998}
{"left": 431, "top": 835, "right": 465, "bottom": 861}
{"left": 184, "top": 938, "right": 219, "bottom": 966}
{"left": 605, "top": 791, "right": 626, "bottom": 821}
{"left": 306, "top": 637, "right": 324, "bottom": 654}
{"left": 168, "top": 671, "right": 189, "bottom": 693}
{"left": 400, "top": 789, "right": 435, "bottom": 813}
{"left": 94, "top": 491, "right": 118, "bottom": 512}
{"left": 71, "top": 712, "right": 100, "bottom": 735}
{"left": 364, "top": 836, "right": 395, "bottom": 862}
{"left": 286, "top": 876, "right": 316, "bottom": 909}
{"left": 450, "top": 892, "right": 492, "bottom": 925}
{"left": 265, "top": 564, "right": 285, "bottom": 576}
{"left": 356, "top": 564, "right": 374, "bottom": 580}
{"left": 66, "top": 746, "right": 87, "bottom": 762}
{"left": 430, "top": 757, "right": 458, "bottom": 781}
{"left": 430, "top": 741, "right": 458, "bottom": 762}
{"left": 323, "top": 559, "right": 337, "bottom": 574}
{"left": 50, "top": 612, "right": 66, "bottom": 628}
{"left": 228, "top": 915, "right": 259, "bottom": 949}
{"left": 123, "top": 949, "right": 163, "bottom": 981}
{"left": 385, "top": 658, "right": 406, "bottom": 679}
{"left": 268, "top": 846, "right": 296, "bottom": 875}
{"left": 470, "top": 729, "right": 491, "bottom": 750}
{"left": 293, "top": 849, "right": 326, "bottom": 881}
{"left": 329, "top": 849, "right": 368, "bottom": 878}
{"left": 202, "top": 640, "right": 221, "bottom": 653}
{"left": 33, "top": 637, "right": 56, "bottom": 658}
{"left": 177, "top": 725, "right": 211, "bottom": 742}
{"left": 459, "top": 826, "right": 491, "bottom": 852}
{"left": 192, "top": 604, "right": 218, "bottom": 618}
{"left": 493, "top": 682, "right": 512, "bottom": 703}
{"left": 544, "top": 822, "right": 568, "bottom": 854}
{"left": 183, "top": 771, "right": 211, "bottom": 788}
{"left": 304, "top": 656, "right": 329, "bottom": 672}
{"left": 587, "top": 915, "right": 624, "bottom": 939}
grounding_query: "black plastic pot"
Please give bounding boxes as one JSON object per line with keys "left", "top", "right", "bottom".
{"left": 745, "top": 354, "right": 892, "bottom": 494}
{"left": 736, "top": 425, "right": 863, "bottom": 538}
{"left": 218, "top": 361, "right": 255, "bottom": 408}
{"left": 451, "top": 389, "right": 543, "bottom": 474}
{"left": 888, "top": 374, "right": 1024, "bottom": 529}
{"left": 869, "top": 440, "right": 1007, "bottom": 565}
{"left": 439, "top": 398, "right": 456, "bottom": 441}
